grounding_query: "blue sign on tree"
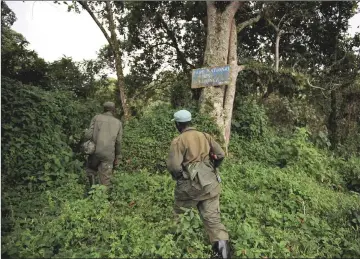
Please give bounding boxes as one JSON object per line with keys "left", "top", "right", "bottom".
{"left": 191, "top": 65, "right": 231, "bottom": 88}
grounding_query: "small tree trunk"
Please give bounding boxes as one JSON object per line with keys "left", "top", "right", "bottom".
{"left": 328, "top": 89, "right": 338, "bottom": 149}
{"left": 114, "top": 53, "right": 129, "bottom": 119}
{"left": 105, "top": 2, "right": 130, "bottom": 120}
{"left": 275, "top": 31, "right": 281, "bottom": 72}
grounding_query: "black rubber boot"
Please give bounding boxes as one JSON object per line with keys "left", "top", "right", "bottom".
{"left": 212, "top": 240, "right": 231, "bottom": 259}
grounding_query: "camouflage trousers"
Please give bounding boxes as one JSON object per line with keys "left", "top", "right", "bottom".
{"left": 174, "top": 184, "right": 229, "bottom": 243}
{"left": 86, "top": 154, "right": 114, "bottom": 188}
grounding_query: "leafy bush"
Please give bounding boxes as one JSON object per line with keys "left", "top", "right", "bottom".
{"left": 1, "top": 77, "right": 102, "bottom": 239}
{"left": 331, "top": 156, "right": 360, "bottom": 193}
{"left": 2, "top": 173, "right": 211, "bottom": 258}
{"left": 2, "top": 77, "right": 360, "bottom": 259}
{"left": 122, "top": 102, "right": 220, "bottom": 173}
{"left": 3, "top": 160, "right": 360, "bottom": 258}
{"left": 127, "top": 71, "right": 194, "bottom": 118}
{"left": 1, "top": 77, "right": 101, "bottom": 186}
{"left": 262, "top": 93, "right": 326, "bottom": 135}
{"left": 2, "top": 78, "right": 73, "bottom": 188}
{"left": 220, "top": 160, "right": 360, "bottom": 258}
{"left": 230, "top": 126, "right": 344, "bottom": 188}
{"left": 277, "top": 128, "right": 344, "bottom": 186}
{"left": 231, "top": 97, "right": 270, "bottom": 140}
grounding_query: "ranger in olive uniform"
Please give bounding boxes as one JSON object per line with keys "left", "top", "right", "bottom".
{"left": 84, "top": 102, "right": 122, "bottom": 188}
{"left": 166, "top": 110, "right": 230, "bottom": 259}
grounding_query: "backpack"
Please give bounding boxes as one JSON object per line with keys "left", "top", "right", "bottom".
{"left": 82, "top": 139, "right": 96, "bottom": 155}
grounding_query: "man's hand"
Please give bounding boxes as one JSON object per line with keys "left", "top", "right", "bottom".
{"left": 210, "top": 152, "right": 218, "bottom": 160}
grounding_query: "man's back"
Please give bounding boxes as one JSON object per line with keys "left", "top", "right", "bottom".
{"left": 167, "top": 127, "right": 225, "bottom": 200}
{"left": 84, "top": 101, "right": 122, "bottom": 188}
{"left": 167, "top": 127, "right": 225, "bottom": 176}
{"left": 91, "top": 112, "right": 122, "bottom": 160}
{"left": 178, "top": 129, "right": 212, "bottom": 167}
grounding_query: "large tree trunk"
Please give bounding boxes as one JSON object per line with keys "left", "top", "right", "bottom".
{"left": 199, "top": 1, "right": 242, "bottom": 151}
{"left": 105, "top": 2, "right": 130, "bottom": 120}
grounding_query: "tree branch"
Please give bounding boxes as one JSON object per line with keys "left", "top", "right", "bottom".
{"left": 237, "top": 14, "right": 261, "bottom": 33}
{"left": 267, "top": 18, "right": 279, "bottom": 32}
{"left": 278, "top": 13, "right": 287, "bottom": 28}
{"left": 307, "top": 78, "right": 325, "bottom": 90}
{"left": 328, "top": 53, "right": 348, "bottom": 71}
{"left": 130, "top": 72, "right": 174, "bottom": 100}
{"left": 292, "top": 56, "right": 307, "bottom": 71}
{"left": 77, "top": 1, "right": 114, "bottom": 50}
{"left": 307, "top": 78, "right": 328, "bottom": 98}
{"left": 238, "top": 64, "right": 246, "bottom": 72}
{"left": 157, "top": 14, "right": 195, "bottom": 70}
{"left": 148, "top": 42, "right": 171, "bottom": 51}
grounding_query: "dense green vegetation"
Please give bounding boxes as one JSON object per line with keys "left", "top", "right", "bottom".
{"left": 2, "top": 1, "right": 360, "bottom": 258}
{"left": 2, "top": 94, "right": 360, "bottom": 258}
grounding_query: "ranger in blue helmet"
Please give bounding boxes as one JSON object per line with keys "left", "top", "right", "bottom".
{"left": 166, "top": 109, "right": 230, "bottom": 259}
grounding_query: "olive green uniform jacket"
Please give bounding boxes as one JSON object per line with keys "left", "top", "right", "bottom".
{"left": 84, "top": 111, "right": 123, "bottom": 162}
{"left": 166, "top": 127, "right": 225, "bottom": 201}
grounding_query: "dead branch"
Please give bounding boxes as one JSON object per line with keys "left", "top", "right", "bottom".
{"left": 307, "top": 78, "right": 325, "bottom": 90}
{"left": 307, "top": 78, "right": 328, "bottom": 98}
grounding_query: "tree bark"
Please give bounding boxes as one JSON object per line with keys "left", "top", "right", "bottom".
{"left": 275, "top": 31, "right": 281, "bottom": 72}
{"left": 223, "top": 19, "right": 244, "bottom": 154}
{"left": 267, "top": 15, "right": 286, "bottom": 72}
{"left": 199, "top": 1, "right": 242, "bottom": 150}
{"left": 105, "top": 1, "right": 130, "bottom": 120}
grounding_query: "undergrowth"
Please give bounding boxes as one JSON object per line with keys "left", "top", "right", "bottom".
{"left": 2, "top": 81, "right": 360, "bottom": 258}
{"left": 3, "top": 158, "right": 359, "bottom": 258}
